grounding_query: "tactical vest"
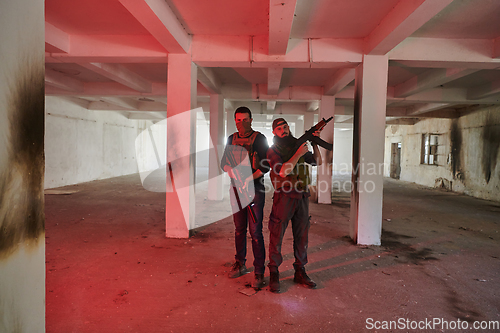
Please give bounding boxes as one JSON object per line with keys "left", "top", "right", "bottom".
{"left": 270, "top": 147, "right": 310, "bottom": 192}
{"left": 230, "top": 131, "right": 260, "bottom": 171}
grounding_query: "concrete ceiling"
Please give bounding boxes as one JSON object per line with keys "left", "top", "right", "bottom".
{"left": 45, "top": 0, "right": 500, "bottom": 123}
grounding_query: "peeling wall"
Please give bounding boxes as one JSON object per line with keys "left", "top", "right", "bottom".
{"left": 0, "top": 0, "right": 45, "bottom": 331}
{"left": 385, "top": 106, "right": 500, "bottom": 202}
{"left": 45, "top": 96, "right": 154, "bottom": 189}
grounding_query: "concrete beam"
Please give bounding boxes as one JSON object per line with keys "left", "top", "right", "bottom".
{"left": 267, "top": 101, "right": 277, "bottom": 111}
{"left": 394, "top": 68, "right": 479, "bottom": 98}
{"left": 365, "top": 0, "right": 453, "bottom": 55}
{"left": 269, "top": 0, "right": 297, "bottom": 55}
{"left": 79, "top": 63, "right": 152, "bottom": 93}
{"left": 137, "top": 100, "right": 167, "bottom": 112}
{"left": 46, "top": 35, "right": 168, "bottom": 63}
{"left": 45, "top": 22, "right": 69, "bottom": 53}
{"left": 222, "top": 84, "right": 322, "bottom": 101}
{"left": 386, "top": 118, "right": 418, "bottom": 125}
{"left": 98, "top": 97, "right": 140, "bottom": 110}
{"left": 337, "top": 85, "right": 500, "bottom": 105}
{"left": 267, "top": 67, "right": 283, "bottom": 95}
{"left": 324, "top": 68, "right": 355, "bottom": 96}
{"left": 192, "top": 35, "right": 363, "bottom": 67}
{"left": 45, "top": 82, "right": 167, "bottom": 97}
{"left": 128, "top": 112, "right": 165, "bottom": 120}
{"left": 307, "top": 101, "right": 319, "bottom": 112}
{"left": 119, "top": 0, "right": 191, "bottom": 53}
{"left": 45, "top": 68, "right": 84, "bottom": 92}
{"left": 389, "top": 37, "right": 497, "bottom": 69}
{"left": 467, "top": 79, "right": 500, "bottom": 100}
{"left": 197, "top": 67, "right": 222, "bottom": 94}
{"left": 405, "top": 103, "right": 455, "bottom": 115}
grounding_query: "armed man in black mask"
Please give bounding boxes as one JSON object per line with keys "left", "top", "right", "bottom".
{"left": 266, "top": 117, "right": 323, "bottom": 293}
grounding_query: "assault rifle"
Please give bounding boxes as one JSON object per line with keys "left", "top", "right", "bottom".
{"left": 225, "top": 146, "right": 258, "bottom": 224}
{"left": 295, "top": 116, "right": 334, "bottom": 151}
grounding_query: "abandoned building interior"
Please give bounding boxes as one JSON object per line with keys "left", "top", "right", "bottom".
{"left": 1, "top": 0, "right": 499, "bottom": 331}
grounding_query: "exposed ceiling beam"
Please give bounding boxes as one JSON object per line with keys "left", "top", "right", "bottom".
{"left": 87, "top": 101, "right": 133, "bottom": 111}
{"left": 337, "top": 85, "right": 500, "bottom": 105}
{"left": 306, "top": 101, "right": 318, "bottom": 112}
{"left": 192, "top": 36, "right": 362, "bottom": 67}
{"left": 268, "top": 0, "right": 298, "bottom": 55}
{"left": 405, "top": 103, "right": 455, "bottom": 116}
{"left": 394, "top": 68, "right": 479, "bottom": 98}
{"left": 119, "top": 0, "right": 191, "bottom": 53}
{"left": 99, "top": 97, "right": 140, "bottom": 110}
{"left": 137, "top": 100, "right": 167, "bottom": 111}
{"left": 79, "top": 63, "right": 152, "bottom": 93}
{"left": 128, "top": 112, "right": 166, "bottom": 120}
{"left": 365, "top": 0, "right": 453, "bottom": 55}
{"left": 324, "top": 68, "right": 355, "bottom": 96}
{"left": 223, "top": 84, "right": 322, "bottom": 102}
{"left": 45, "top": 68, "right": 84, "bottom": 92}
{"left": 386, "top": 118, "right": 418, "bottom": 125}
{"left": 45, "top": 82, "right": 167, "bottom": 97}
{"left": 267, "top": 67, "right": 283, "bottom": 95}
{"left": 224, "top": 100, "right": 234, "bottom": 111}
{"left": 467, "top": 80, "right": 500, "bottom": 100}
{"left": 386, "top": 107, "right": 409, "bottom": 117}
{"left": 267, "top": 101, "right": 276, "bottom": 111}
{"left": 389, "top": 38, "right": 499, "bottom": 69}
{"left": 45, "top": 22, "right": 69, "bottom": 54}
{"left": 396, "top": 88, "right": 500, "bottom": 105}
{"left": 46, "top": 35, "right": 167, "bottom": 63}
{"left": 197, "top": 67, "right": 221, "bottom": 94}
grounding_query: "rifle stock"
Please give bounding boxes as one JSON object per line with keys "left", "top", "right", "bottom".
{"left": 224, "top": 146, "right": 258, "bottom": 224}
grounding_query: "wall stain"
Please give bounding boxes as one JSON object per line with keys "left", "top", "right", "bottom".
{"left": 0, "top": 58, "right": 45, "bottom": 256}
{"left": 482, "top": 114, "right": 500, "bottom": 183}
{"left": 450, "top": 120, "right": 463, "bottom": 181}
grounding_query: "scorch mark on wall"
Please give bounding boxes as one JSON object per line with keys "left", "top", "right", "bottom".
{"left": 0, "top": 57, "right": 45, "bottom": 256}
{"left": 482, "top": 114, "right": 500, "bottom": 184}
{"left": 450, "top": 119, "right": 463, "bottom": 181}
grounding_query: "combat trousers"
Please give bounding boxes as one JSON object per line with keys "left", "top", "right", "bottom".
{"left": 268, "top": 191, "right": 310, "bottom": 271}
{"left": 229, "top": 178, "right": 266, "bottom": 274}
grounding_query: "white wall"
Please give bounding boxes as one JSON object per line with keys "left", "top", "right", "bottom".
{"left": 45, "top": 96, "right": 154, "bottom": 189}
{"left": 384, "top": 106, "right": 500, "bottom": 202}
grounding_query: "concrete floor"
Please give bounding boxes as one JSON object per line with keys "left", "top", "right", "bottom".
{"left": 45, "top": 173, "right": 500, "bottom": 332}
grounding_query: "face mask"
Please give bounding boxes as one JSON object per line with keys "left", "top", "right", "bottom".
{"left": 236, "top": 121, "right": 252, "bottom": 135}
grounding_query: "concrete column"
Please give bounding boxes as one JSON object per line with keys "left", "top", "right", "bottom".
{"left": 295, "top": 117, "right": 305, "bottom": 137}
{"left": 304, "top": 112, "right": 314, "bottom": 131}
{"left": 350, "top": 55, "right": 388, "bottom": 245}
{"left": 166, "top": 53, "right": 197, "bottom": 238}
{"left": 317, "top": 96, "right": 335, "bottom": 204}
{"left": 226, "top": 109, "right": 236, "bottom": 135}
{"left": 207, "top": 94, "right": 224, "bottom": 200}
{"left": 0, "top": 0, "right": 45, "bottom": 331}
{"left": 224, "top": 108, "right": 236, "bottom": 185}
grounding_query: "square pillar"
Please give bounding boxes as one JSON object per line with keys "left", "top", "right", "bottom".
{"left": 317, "top": 96, "right": 335, "bottom": 204}
{"left": 166, "top": 53, "right": 197, "bottom": 238}
{"left": 350, "top": 55, "right": 388, "bottom": 245}
{"left": 207, "top": 94, "right": 224, "bottom": 200}
{"left": 304, "top": 112, "right": 314, "bottom": 131}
